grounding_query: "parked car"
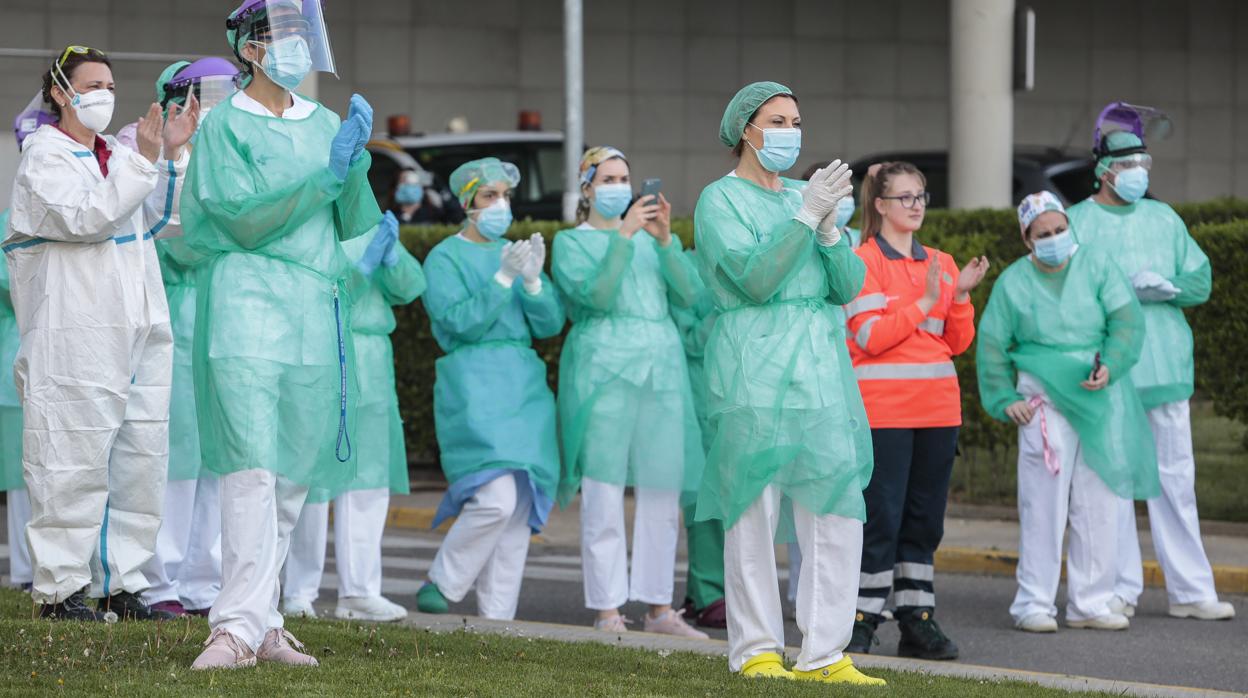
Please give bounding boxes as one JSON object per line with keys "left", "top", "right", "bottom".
{"left": 368, "top": 131, "right": 566, "bottom": 221}
{"left": 803, "top": 147, "right": 1099, "bottom": 208}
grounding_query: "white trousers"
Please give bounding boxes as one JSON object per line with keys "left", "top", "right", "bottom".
{"left": 141, "top": 476, "right": 221, "bottom": 610}
{"left": 579, "top": 478, "right": 680, "bottom": 611}
{"left": 726, "top": 485, "right": 861, "bottom": 673}
{"left": 6, "top": 489, "right": 32, "bottom": 586}
{"left": 1009, "top": 388, "right": 1119, "bottom": 623}
{"left": 283, "top": 488, "right": 392, "bottom": 603}
{"left": 282, "top": 501, "right": 328, "bottom": 604}
{"left": 428, "top": 474, "right": 532, "bottom": 620}
{"left": 210, "top": 469, "right": 308, "bottom": 651}
{"left": 1115, "top": 400, "right": 1218, "bottom": 605}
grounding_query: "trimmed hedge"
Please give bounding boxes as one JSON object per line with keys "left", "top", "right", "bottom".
{"left": 391, "top": 200, "right": 1248, "bottom": 466}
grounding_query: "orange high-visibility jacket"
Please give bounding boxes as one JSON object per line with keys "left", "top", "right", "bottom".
{"left": 846, "top": 235, "right": 975, "bottom": 429}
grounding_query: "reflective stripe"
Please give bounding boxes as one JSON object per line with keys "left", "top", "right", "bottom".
{"left": 99, "top": 495, "right": 112, "bottom": 596}
{"left": 4, "top": 230, "right": 158, "bottom": 253}
{"left": 894, "top": 561, "right": 934, "bottom": 582}
{"left": 844, "top": 293, "right": 887, "bottom": 318}
{"left": 919, "top": 318, "right": 945, "bottom": 335}
{"left": 857, "top": 596, "right": 887, "bottom": 614}
{"left": 72, "top": 151, "right": 92, "bottom": 158}
{"left": 854, "top": 362, "right": 957, "bottom": 380}
{"left": 145, "top": 158, "right": 178, "bottom": 239}
{"left": 859, "top": 570, "right": 893, "bottom": 589}
{"left": 894, "top": 589, "right": 936, "bottom": 608}
{"left": 2, "top": 238, "right": 45, "bottom": 253}
{"left": 854, "top": 316, "right": 879, "bottom": 350}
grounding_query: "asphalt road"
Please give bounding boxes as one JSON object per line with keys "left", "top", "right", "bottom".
{"left": 3, "top": 519, "right": 1246, "bottom": 693}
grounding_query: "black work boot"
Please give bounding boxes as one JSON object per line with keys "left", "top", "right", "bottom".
{"left": 98, "top": 591, "right": 176, "bottom": 621}
{"left": 39, "top": 588, "right": 107, "bottom": 622}
{"left": 897, "top": 607, "right": 959, "bottom": 660}
{"left": 845, "top": 611, "right": 883, "bottom": 654}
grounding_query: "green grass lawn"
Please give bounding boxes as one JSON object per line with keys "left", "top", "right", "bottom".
{"left": 0, "top": 590, "right": 1116, "bottom": 697}
{"left": 951, "top": 401, "right": 1248, "bottom": 521}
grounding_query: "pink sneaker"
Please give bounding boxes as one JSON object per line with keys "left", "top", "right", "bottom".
{"left": 644, "top": 609, "right": 710, "bottom": 639}
{"left": 257, "top": 628, "right": 319, "bottom": 666}
{"left": 593, "top": 614, "right": 631, "bottom": 632}
{"left": 191, "top": 628, "right": 257, "bottom": 671}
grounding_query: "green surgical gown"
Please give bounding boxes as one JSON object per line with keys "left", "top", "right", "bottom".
{"left": 1067, "top": 198, "right": 1211, "bottom": 409}
{"left": 0, "top": 209, "right": 22, "bottom": 492}
{"left": 182, "top": 96, "right": 381, "bottom": 489}
{"left": 976, "top": 249, "right": 1160, "bottom": 499}
{"left": 692, "top": 174, "right": 873, "bottom": 528}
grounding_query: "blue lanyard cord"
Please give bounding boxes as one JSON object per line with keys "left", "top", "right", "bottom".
{"left": 333, "top": 285, "right": 352, "bottom": 463}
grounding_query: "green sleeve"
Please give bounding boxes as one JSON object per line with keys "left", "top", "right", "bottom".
{"left": 184, "top": 118, "right": 346, "bottom": 251}
{"left": 422, "top": 250, "right": 513, "bottom": 344}
{"left": 158, "top": 235, "right": 210, "bottom": 268}
{"left": 656, "top": 236, "right": 703, "bottom": 309}
{"left": 1099, "top": 262, "right": 1146, "bottom": 381}
{"left": 375, "top": 244, "right": 426, "bottom": 306}
{"left": 519, "top": 275, "right": 566, "bottom": 339}
{"left": 975, "top": 283, "right": 1022, "bottom": 421}
{"left": 334, "top": 153, "right": 383, "bottom": 243}
{"left": 552, "top": 231, "right": 634, "bottom": 312}
{"left": 1169, "top": 215, "right": 1212, "bottom": 307}
{"left": 817, "top": 235, "right": 867, "bottom": 305}
{"left": 693, "top": 193, "right": 814, "bottom": 305}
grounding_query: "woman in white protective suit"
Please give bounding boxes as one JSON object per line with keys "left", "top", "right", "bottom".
{"left": 4, "top": 45, "right": 198, "bottom": 621}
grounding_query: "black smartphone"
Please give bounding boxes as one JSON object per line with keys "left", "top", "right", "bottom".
{"left": 639, "top": 178, "right": 662, "bottom": 205}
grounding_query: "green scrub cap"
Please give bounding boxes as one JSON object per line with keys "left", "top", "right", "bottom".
{"left": 156, "top": 61, "right": 192, "bottom": 106}
{"left": 449, "top": 157, "right": 521, "bottom": 209}
{"left": 719, "top": 81, "right": 794, "bottom": 148}
{"left": 1095, "top": 131, "right": 1148, "bottom": 180}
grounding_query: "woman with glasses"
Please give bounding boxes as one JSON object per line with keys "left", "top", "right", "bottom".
{"left": 4, "top": 44, "right": 197, "bottom": 622}
{"left": 842, "top": 161, "right": 989, "bottom": 659}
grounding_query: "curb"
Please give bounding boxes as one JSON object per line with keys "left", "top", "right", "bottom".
{"left": 402, "top": 612, "right": 1241, "bottom": 698}
{"left": 386, "top": 505, "right": 1248, "bottom": 596}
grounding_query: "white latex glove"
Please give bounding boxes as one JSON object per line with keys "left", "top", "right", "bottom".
{"left": 495, "top": 239, "right": 531, "bottom": 287}
{"left": 522, "top": 233, "right": 546, "bottom": 294}
{"left": 795, "top": 160, "right": 853, "bottom": 230}
{"left": 1131, "top": 270, "right": 1181, "bottom": 302}
{"left": 816, "top": 210, "right": 842, "bottom": 247}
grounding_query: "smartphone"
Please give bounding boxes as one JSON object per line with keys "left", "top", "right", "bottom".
{"left": 1090, "top": 352, "right": 1102, "bottom": 381}
{"left": 639, "top": 178, "right": 662, "bottom": 205}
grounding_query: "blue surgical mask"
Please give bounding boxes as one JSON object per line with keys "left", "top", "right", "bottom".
{"left": 747, "top": 124, "right": 801, "bottom": 173}
{"left": 255, "top": 36, "right": 312, "bottom": 91}
{"left": 1111, "top": 167, "right": 1149, "bottom": 203}
{"left": 593, "top": 183, "right": 632, "bottom": 219}
{"left": 396, "top": 183, "right": 424, "bottom": 205}
{"left": 1033, "top": 230, "right": 1075, "bottom": 267}
{"left": 835, "top": 196, "right": 855, "bottom": 229}
{"left": 473, "top": 200, "right": 512, "bottom": 241}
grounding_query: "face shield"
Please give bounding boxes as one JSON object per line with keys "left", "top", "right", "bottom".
{"left": 229, "top": 0, "right": 336, "bottom": 77}
{"left": 1093, "top": 102, "right": 1172, "bottom": 158}
{"left": 14, "top": 92, "right": 56, "bottom": 150}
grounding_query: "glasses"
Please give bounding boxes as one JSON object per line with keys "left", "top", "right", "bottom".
{"left": 56, "top": 45, "right": 102, "bottom": 69}
{"left": 879, "top": 192, "right": 931, "bottom": 209}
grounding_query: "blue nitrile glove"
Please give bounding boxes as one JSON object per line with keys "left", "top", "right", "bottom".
{"left": 380, "top": 212, "right": 402, "bottom": 267}
{"left": 347, "top": 94, "right": 374, "bottom": 164}
{"left": 357, "top": 215, "right": 399, "bottom": 276}
{"left": 330, "top": 114, "right": 368, "bottom": 181}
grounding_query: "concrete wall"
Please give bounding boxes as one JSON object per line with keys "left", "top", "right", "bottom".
{"left": 0, "top": 0, "right": 1244, "bottom": 213}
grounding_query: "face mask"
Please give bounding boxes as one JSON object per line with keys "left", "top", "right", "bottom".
{"left": 835, "top": 196, "right": 855, "bottom": 229}
{"left": 473, "top": 199, "right": 512, "bottom": 241}
{"left": 592, "top": 183, "right": 632, "bottom": 219}
{"left": 58, "top": 79, "right": 115, "bottom": 134}
{"left": 396, "top": 183, "right": 424, "bottom": 205}
{"left": 253, "top": 36, "right": 312, "bottom": 91}
{"left": 1033, "top": 230, "right": 1075, "bottom": 267}
{"left": 747, "top": 124, "right": 801, "bottom": 173}
{"left": 1110, "top": 167, "right": 1149, "bottom": 203}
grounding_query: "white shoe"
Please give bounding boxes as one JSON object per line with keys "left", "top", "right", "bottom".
{"left": 1169, "top": 600, "right": 1235, "bottom": 620}
{"left": 1107, "top": 595, "right": 1136, "bottom": 618}
{"left": 1067, "top": 613, "right": 1129, "bottom": 630}
{"left": 282, "top": 598, "right": 317, "bottom": 619}
{"left": 334, "top": 596, "right": 408, "bottom": 622}
{"left": 1015, "top": 613, "right": 1058, "bottom": 633}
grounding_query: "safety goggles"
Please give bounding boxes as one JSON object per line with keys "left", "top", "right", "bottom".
{"left": 55, "top": 45, "right": 105, "bottom": 70}
{"left": 1106, "top": 153, "right": 1153, "bottom": 172}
